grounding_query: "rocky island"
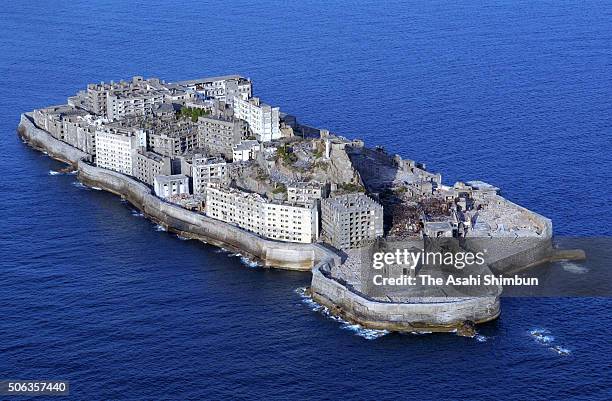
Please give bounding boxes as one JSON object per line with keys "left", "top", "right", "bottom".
{"left": 18, "top": 74, "right": 584, "bottom": 335}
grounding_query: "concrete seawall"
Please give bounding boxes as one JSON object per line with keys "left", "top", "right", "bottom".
{"left": 18, "top": 113, "right": 91, "bottom": 165}
{"left": 78, "top": 161, "right": 340, "bottom": 270}
{"left": 310, "top": 262, "right": 501, "bottom": 332}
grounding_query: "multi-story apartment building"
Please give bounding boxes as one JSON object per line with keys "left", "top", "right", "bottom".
{"left": 287, "top": 182, "right": 329, "bottom": 205}
{"left": 33, "top": 105, "right": 96, "bottom": 155}
{"left": 233, "top": 96, "right": 280, "bottom": 142}
{"left": 95, "top": 125, "right": 145, "bottom": 175}
{"left": 321, "top": 193, "right": 384, "bottom": 249}
{"left": 83, "top": 76, "right": 160, "bottom": 117}
{"left": 80, "top": 76, "right": 192, "bottom": 119}
{"left": 147, "top": 120, "right": 199, "bottom": 157}
{"left": 263, "top": 202, "right": 319, "bottom": 243}
{"left": 197, "top": 115, "right": 248, "bottom": 158}
{"left": 205, "top": 185, "right": 319, "bottom": 243}
{"left": 192, "top": 155, "right": 229, "bottom": 196}
{"left": 232, "top": 140, "right": 260, "bottom": 162}
{"left": 133, "top": 150, "right": 172, "bottom": 185}
{"left": 175, "top": 75, "right": 252, "bottom": 105}
{"left": 106, "top": 89, "right": 167, "bottom": 121}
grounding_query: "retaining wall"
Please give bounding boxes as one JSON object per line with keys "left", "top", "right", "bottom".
{"left": 18, "top": 113, "right": 91, "bottom": 164}
{"left": 310, "top": 262, "right": 501, "bottom": 332}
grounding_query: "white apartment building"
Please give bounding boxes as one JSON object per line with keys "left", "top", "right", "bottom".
{"left": 95, "top": 126, "right": 145, "bottom": 175}
{"left": 106, "top": 89, "right": 166, "bottom": 121}
{"left": 233, "top": 96, "right": 280, "bottom": 142}
{"left": 175, "top": 75, "right": 252, "bottom": 105}
{"left": 154, "top": 175, "right": 190, "bottom": 199}
{"left": 205, "top": 185, "right": 319, "bottom": 243}
{"left": 232, "top": 140, "right": 260, "bottom": 162}
{"left": 192, "top": 155, "right": 229, "bottom": 196}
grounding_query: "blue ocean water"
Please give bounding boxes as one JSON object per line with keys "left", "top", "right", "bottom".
{"left": 1, "top": 1, "right": 611, "bottom": 399}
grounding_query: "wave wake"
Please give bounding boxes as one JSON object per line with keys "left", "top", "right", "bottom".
{"left": 529, "top": 328, "right": 571, "bottom": 356}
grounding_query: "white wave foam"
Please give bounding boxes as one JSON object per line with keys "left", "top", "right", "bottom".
{"left": 410, "top": 331, "right": 433, "bottom": 335}
{"left": 48, "top": 170, "right": 61, "bottom": 176}
{"left": 131, "top": 210, "right": 143, "bottom": 217}
{"left": 295, "top": 287, "right": 389, "bottom": 340}
{"left": 550, "top": 345, "right": 571, "bottom": 356}
{"left": 529, "top": 328, "right": 571, "bottom": 355}
{"left": 475, "top": 334, "right": 488, "bottom": 343}
{"left": 91, "top": 186, "right": 102, "bottom": 191}
{"left": 176, "top": 235, "right": 190, "bottom": 241}
{"left": 71, "top": 181, "right": 90, "bottom": 190}
{"left": 155, "top": 224, "right": 166, "bottom": 232}
{"left": 560, "top": 261, "right": 589, "bottom": 274}
{"left": 530, "top": 328, "right": 554, "bottom": 343}
{"left": 239, "top": 256, "right": 260, "bottom": 268}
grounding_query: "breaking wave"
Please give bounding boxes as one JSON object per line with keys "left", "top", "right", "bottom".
{"left": 222, "top": 251, "right": 260, "bottom": 268}
{"left": 48, "top": 170, "right": 61, "bottom": 176}
{"left": 475, "top": 334, "right": 488, "bottom": 343}
{"left": 239, "top": 255, "right": 260, "bottom": 268}
{"left": 155, "top": 224, "right": 166, "bottom": 232}
{"left": 295, "top": 287, "right": 388, "bottom": 340}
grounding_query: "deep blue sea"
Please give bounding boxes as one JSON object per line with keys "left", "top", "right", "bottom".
{"left": 1, "top": 1, "right": 611, "bottom": 400}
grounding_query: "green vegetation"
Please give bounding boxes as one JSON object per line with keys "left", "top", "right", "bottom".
{"left": 313, "top": 149, "right": 323, "bottom": 159}
{"left": 177, "top": 106, "right": 209, "bottom": 122}
{"left": 272, "top": 183, "right": 287, "bottom": 194}
{"left": 276, "top": 145, "right": 298, "bottom": 165}
{"left": 339, "top": 182, "right": 365, "bottom": 193}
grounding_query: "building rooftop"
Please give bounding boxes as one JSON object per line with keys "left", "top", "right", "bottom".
{"left": 174, "top": 75, "right": 246, "bottom": 86}
{"left": 155, "top": 174, "right": 188, "bottom": 184}
{"left": 466, "top": 180, "right": 500, "bottom": 192}
{"left": 233, "top": 140, "right": 259, "bottom": 151}
{"left": 324, "top": 193, "right": 381, "bottom": 213}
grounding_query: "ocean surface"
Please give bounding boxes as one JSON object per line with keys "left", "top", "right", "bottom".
{"left": 1, "top": 1, "right": 611, "bottom": 399}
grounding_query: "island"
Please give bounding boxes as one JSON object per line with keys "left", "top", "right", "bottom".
{"left": 18, "top": 74, "right": 584, "bottom": 336}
